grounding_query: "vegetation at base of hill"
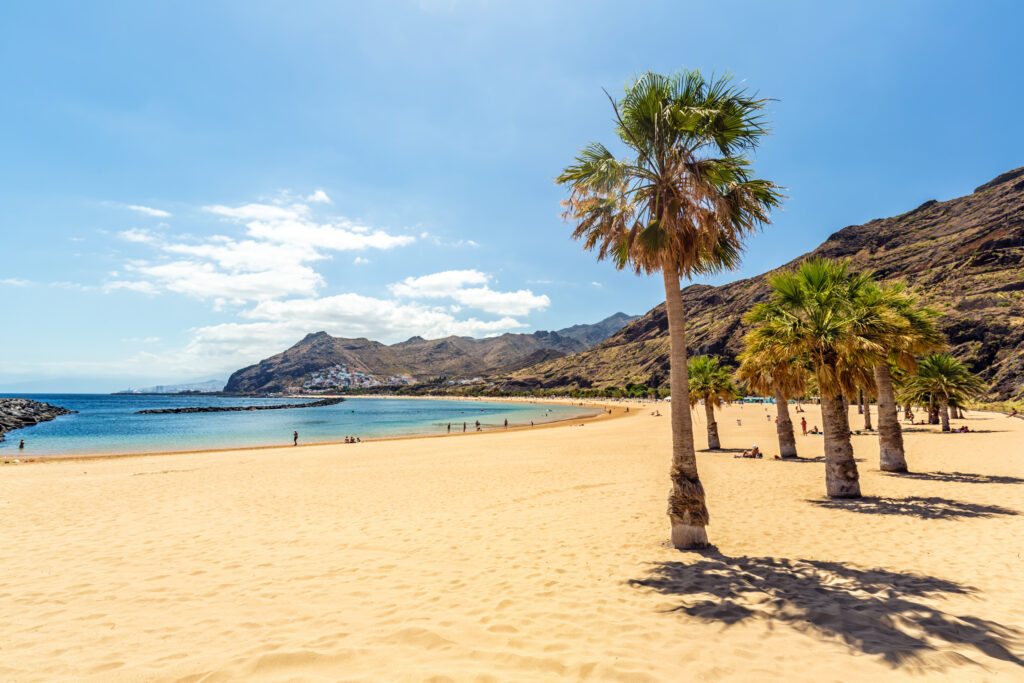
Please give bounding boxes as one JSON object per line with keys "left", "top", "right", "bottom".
{"left": 966, "top": 399, "right": 1024, "bottom": 415}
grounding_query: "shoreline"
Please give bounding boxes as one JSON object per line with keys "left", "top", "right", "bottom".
{"left": 11, "top": 396, "right": 635, "bottom": 464}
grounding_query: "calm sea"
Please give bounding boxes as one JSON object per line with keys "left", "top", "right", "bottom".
{"left": 0, "top": 394, "right": 600, "bottom": 457}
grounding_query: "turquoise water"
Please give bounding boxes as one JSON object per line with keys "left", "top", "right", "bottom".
{"left": 0, "top": 394, "right": 600, "bottom": 457}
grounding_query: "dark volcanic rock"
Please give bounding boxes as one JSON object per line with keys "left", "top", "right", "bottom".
{"left": 0, "top": 399, "right": 77, "bottom": 441}
{"left": 137, "top": 397, "right": 344, "bottom": 414}
{"left": 502, "top": 166, "right": 1024, "bottom": 400}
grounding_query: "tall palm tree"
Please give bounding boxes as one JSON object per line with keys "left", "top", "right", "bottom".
{"left": 899, "top": 354, "right": 987, "bottom": 431}
{"left": 557, "top": 70, "right": 782, "bottom": 547}
{"left": 858, "top": 283, "right": 944, "bottom": 470}
{"left": 687, "top": 355, "right": 737, "bottom": 449}
{"left": 736, "top": 334, "right": 808, "bottom": 458}
{"left": 746, "top": 259, "right": 892, "bottom": 497}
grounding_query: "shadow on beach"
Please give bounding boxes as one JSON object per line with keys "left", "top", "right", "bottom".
{"left": 808, "top": 496, "right": 1019, "bottom": 519}
{"left": 887, "top": 471, "right": 1024, "bottom": 485}
{"left": 630, "top": 552, "right": 1024, "bottom": 669}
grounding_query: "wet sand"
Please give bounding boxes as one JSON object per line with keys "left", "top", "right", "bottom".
{"left": 1, "top": 401, "right": 1022, "bottom": 680}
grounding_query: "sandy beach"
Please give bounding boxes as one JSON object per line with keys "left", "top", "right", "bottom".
{"left": 2, "top": 401, "right": 1022, "bottom": 681}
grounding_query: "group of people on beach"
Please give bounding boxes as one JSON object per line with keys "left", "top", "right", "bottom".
{"left": 291, "top": 430, "right": 359, "bottom": 446}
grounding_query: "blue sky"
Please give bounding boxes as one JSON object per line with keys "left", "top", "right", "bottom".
{"left": 2, "top": 0, "right": 1022, "bottom": 391}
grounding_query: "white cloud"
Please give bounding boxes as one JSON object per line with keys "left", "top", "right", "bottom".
{"left": 389, "top": 269, "right": 550, "bottom": 316}
{"left": 104, "top": 280, "right": 160, "bottom": 295}
{"left": 1, "top": 278, "right": 32, "bottom": 287}
{"left": 124, "top": 260, "right": 323, "bottom": 302}
{"left": 419, "top": 231, "right": 481, "bottom": 248}
{"left": 109, "top": 195, "right": 415, "bottom": 303}
{"left": 390, "top": 270, "right": 490, "bottom": 298}
{"left": 590, "top": 281, "right": 603, "bottom": 288}
{"left": 50, "top": 281, "right": 95, "bottom": 292}
{"left": 241, "top": 294, "right": 525, "bottom": 341}
{"left": 89, "top": 191, "right": 551, "bottom": 377}
{"left": 125, "top": 204, "right": 171, "bottom": 218}
{"left": 119, "top": 227, "right": 158, "bottom": 243}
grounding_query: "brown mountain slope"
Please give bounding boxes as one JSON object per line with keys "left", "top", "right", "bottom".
{"left": 224, "top": 314, "right": 637, "bottom": 393}
{"left": 499, "top": 167, "right": 1024, "bottom": 399}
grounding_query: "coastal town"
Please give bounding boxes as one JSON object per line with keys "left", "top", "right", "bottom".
{"left": 301, "top": 363, "right": 416, "bottom": 391}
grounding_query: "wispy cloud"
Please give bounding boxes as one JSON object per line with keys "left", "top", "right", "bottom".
{"left": 124, "top": 204, "right": 172, "bottom": 218}
{"left": 110, "top": 194, "right": 416, "bottom": 304}
{"left": 0, "top": 278, "right": 32, "bottom": 287}
{"left": 389, "top": 269, "right": 550, "bottom": 316}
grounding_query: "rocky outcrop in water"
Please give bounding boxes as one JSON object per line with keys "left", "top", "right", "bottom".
{"left": 136, "top": 397, "right": 345, "bottom": 414}
{"left": 0, "top": 399, "right": 77, "bottom": 441}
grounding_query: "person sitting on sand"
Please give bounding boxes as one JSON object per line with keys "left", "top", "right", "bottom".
{"left": 738, "top": 444, "right": 762, "bottom": 458}
{"left": 1009, "top": 408, "right": 1018, "bottom": 418}
{"left": 809, "top": 425, "right": 820, "bottom": 435}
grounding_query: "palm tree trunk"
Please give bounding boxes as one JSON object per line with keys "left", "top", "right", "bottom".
{"left": 858, "top": 389, "right": 864, "bottom": 414}
{"left": 774, "top": 388, "right": 797, "bottom": 458}
{"left": 662, "top": 267, "right": 709, "bottom": 548}
{"left": 821, "top": 391, "right": 861, "bottom": 498}
{"left": 939, "top": 395, "right": 951, "bottom": 432}
{"left": 873, "top": 364, "right": 907, "bottom": 472}
{"left": 863, "top": 400, "right": 873, "bottom": 431}
{"left": 704, "top": 400, "right": 720, "bottom": 449}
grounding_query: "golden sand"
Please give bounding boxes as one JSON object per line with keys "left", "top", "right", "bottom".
{"left": 1, "top": 402, "right": 1022, "bottom": 681}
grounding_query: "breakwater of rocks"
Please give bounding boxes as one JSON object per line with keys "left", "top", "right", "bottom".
{"left": 0, "top": 399, "right": 77, "bottom": 442}
{"left": 136, "top": 397, "right": 345, "bottom": 414}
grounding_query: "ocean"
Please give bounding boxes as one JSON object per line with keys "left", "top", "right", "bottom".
{"left": 0, "top": 394, "right": 600, "bottom": 457}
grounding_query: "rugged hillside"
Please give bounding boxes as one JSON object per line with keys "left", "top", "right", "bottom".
{"left": 500, "top": 167, "right": 1024, "bottom": 400}
{"left": 225, "top": 313, "right": 636, "bottom": 393}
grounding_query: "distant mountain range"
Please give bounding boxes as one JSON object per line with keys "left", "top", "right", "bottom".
{"left": 497, "top": 167, "right": 1024, "bottom": 400}
{"left": 116, "top": 379, "right": 227, "bottom": 394}
{"left": 223, "top": 313, "right": 638, "bottom": 393}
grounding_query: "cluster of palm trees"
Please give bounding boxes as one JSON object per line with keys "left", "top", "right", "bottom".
{"left": 558, "top": 69, "right": 987, "bottom": 549}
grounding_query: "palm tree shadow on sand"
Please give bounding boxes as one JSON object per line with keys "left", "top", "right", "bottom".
{"left": 808, "top": 496, "right": 1019, "bottom": 519}
{"left": 630, "top": 552, "right": 1024, "bottom": 669}
{"left": 886, "top": 471, "right": 1024, "bottom": 485}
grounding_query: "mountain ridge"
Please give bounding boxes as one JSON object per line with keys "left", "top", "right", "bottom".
{"left": 497, "top": 166, "right": 1024, "bottom": 399}
{"left": 224, "top": 313, "right": 638, "bottom": 393}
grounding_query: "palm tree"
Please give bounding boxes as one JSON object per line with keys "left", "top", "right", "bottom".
{"left": 746, "top": 259, "right": 892, "bottom": 497}
{"left": 899, "top": 354, "right": 987, "bottom": 431}
{"left": 687, "top": 355, "right": 737, "bottom": 449}
{"left": 736, "top": 334, "right": 808, "bottom": 458}
{"left": 557, "top": 70, "right": 781, "bottom": 547}
{"left": 858, "top": 283, "right": 944, "bottom": 470}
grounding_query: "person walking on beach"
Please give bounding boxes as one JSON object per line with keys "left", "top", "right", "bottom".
{"left": 293, "top": 430, "right": 298, "bottom": 446}
{"left": 447, "top": 422, "right": 451, "bottom": 433}
{"left": 801, "top": 417, "right": 807, "bottom": 435}
{"left": 463, "top": 422, "right": 467, "bottom": 433}
{"left": 19, "top": 439, "right": 25, "bottom": 450}
{"left": 504, "top": 418, "right": 508, "bottom": 429}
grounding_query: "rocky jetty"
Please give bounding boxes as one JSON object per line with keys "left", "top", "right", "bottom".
{"left": 0, "top": 399, "right": 77, "bottom": 442}
{"left": 136, "top": 397, "right": 345, "bottom": 414}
